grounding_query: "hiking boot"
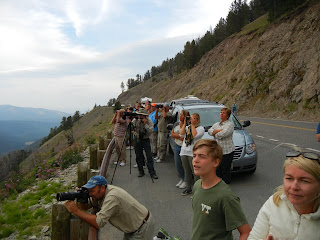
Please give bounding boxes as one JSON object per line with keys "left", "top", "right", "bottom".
{"left": 181, "top": 188, "right": 192, "bottom": 196}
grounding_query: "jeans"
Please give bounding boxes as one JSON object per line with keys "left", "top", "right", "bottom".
{"left": 173, "top": 143, "right": 184, "bottom": 181}
{"left": 134, "top": 138, "right": 156, "bottom": 175}
{"left": 217, "top": 151, "right": 234, "bottom": 184}
{"left": 181, "top": 155, "right": 199, "bottom": 189}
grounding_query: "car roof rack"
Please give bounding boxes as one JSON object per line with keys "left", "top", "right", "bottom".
{"left": 176, "top": 101, "right": 221, "bottom": 106}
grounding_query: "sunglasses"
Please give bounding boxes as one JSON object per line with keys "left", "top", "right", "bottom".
{"left": 286, "top": 151, "right": 320, "bottom": 164}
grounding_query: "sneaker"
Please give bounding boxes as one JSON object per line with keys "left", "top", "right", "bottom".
{"left": 126, "top": 146, "right": 130, "bottom": 150}
{"left": 179, "top": 181, "right": 187, "bottom": 189}
{"left": 143, "top": 165, "right": 147, "bottom": 169}
{"left": 134, "top": 164, "right": 138, "bottom": 168}
{"left": 130, "top": 146, "right": 134, "bottom": 150}
{"left": 181, "top": 188, "right": 192, "bottom": 196}
{"left": 114, "top": 161, "right": 118, "bottom": 165}
{"left": 151, "top": 173, "right": 158, "bottom": 179}
{"left": 138, "top": 172, "right": 145, "bottom": 177}
{"left": 176, "top": 179, "right": 183, "bottom": 187}
{"left": 153, "top": 156, "right": 159, "bottom": 161}
{"left": 156, "top": 159, "right": 162, "bottom": 163}
{"left": 120, "top": 162, "right": 126, "bottom": 167}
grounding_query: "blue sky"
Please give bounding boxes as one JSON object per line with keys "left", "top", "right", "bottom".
{"left": 0, "top": 0, "right": 234, "bottom": 114}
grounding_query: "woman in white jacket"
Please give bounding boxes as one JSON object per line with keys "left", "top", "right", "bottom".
{"left": 248, "top": 151, "right": 320, "bottom": 240}
{"left": 179, "top": 113, "right": 204, "bottom": 196}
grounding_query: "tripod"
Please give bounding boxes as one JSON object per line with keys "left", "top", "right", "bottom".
{"left": 111, "top": 120, "right": 154, "bottom": 184}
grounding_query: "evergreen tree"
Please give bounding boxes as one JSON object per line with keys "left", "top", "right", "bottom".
{"left": 72, "top": 111, "right": 81, "bottom": 123}
{"left": 113, "top": 101, "right": 122, "bottom": 113}
{"left": 143, "top": 70, "right": 151, "bottom": 81}
{"left": 120, "top": 81, "right": 125, "bottom": 92}
{"left": 107, "top": 98, "right": 116, "bottom": 107}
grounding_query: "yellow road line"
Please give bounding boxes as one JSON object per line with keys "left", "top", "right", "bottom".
{"left": 247, "top": 121, "right": 314, "bottom": 132}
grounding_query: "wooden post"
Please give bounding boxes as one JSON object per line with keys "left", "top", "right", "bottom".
{"left": 106, "top": 130, "right": 112, "bottom": 139}
{"left": 89, "top": 144, "right": 98, "bottom": 169}
{"left": 52, "top": 204, "right": 71, "bottom": 240}
{"left": 87, "top": 169, "right": 100, "bottom": 180}
{"left": 98, "top": 137, "right": 105, "bottom": 150}
{"left": 77, "top": 162, "right": 88, "bottom": 187}
{"left": 97, "top": 150, "right": 106, "bottom": 168}
{"left": 70, "top": 216, "right": 89, "bottom": 240}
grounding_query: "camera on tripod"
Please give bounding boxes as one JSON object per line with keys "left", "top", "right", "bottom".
{"left": 122, "top": 111, "right": 139, "bottom": 120}
{"left": 56, "top": 187, "right": 90, "bottom": 204}
{"left": 156, "top": 104, "right": 163, "bottom": 108}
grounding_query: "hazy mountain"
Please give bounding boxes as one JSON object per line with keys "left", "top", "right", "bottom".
{"left": 0, "top": 105, "right": 70, "bottom": 154}
{"left": 0, "top": 105, "right": 69, "bottom": 122}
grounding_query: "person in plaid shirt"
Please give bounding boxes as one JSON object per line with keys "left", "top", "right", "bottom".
{"left": 208, "top": 108, "right": 234, "bottom": 184}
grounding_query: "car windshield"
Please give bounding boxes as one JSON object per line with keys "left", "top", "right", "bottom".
{"left": 186, "top": 107, "right": 242, "bottom": 129}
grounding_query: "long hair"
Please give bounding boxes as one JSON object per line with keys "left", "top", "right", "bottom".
{"left": 273, "top": 155, "right": 320, "bottom": 212}
{"left": 181, "top": 110, "right": 190, "bottom": 118}
{"left": 192, "top": 113, "right": 200, "bottom": 124}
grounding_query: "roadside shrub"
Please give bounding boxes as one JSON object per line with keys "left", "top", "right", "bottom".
{"left": 56, "top": 144, "right": 83, "bottom": 169}
{"left": 0, "top": 170, "right": 35, "bottom": 201}
{"left": 35, "top": 158, "right": 60, "bottom": 180}
{"left": 86, "top": 135, "right": 96, "bottom": 145}
{"left": 0, "top": 181, "right": 69, "bottom": 239}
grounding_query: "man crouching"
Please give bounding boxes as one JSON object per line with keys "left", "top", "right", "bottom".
{"left": 64, "top": 175, "right": 154, "bottom": 240}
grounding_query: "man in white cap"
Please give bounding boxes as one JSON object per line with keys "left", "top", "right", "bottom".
{"left": 64, "top": 175, "right": 155, "bottom": 240}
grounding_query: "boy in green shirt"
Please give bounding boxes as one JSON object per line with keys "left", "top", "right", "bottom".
{"left": 191, "top": 139, "right": 251, "bottom": 240}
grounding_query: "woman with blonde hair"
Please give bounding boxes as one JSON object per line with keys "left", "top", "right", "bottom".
{"left": 179, "top": 113, "right": 204, "bottom": 196}
{"left": 171, "top": 110, "right": 190, "bottom": 189}
{"left": 248, "top": 151, "right": 320, "bottom": 240}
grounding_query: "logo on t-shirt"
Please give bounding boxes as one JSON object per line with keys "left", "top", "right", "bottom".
{"left": 201, "top": 203, "right": 211, "bottom": 215}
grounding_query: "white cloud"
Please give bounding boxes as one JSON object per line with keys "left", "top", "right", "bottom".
{"left": 0, "top": 0, "right": 235, "bottom": 113}
{"left": 0, "top": 0, "right": 103, "bottom": 74}
{"left": 166, "top": 0, "right": 233, "bottom": 38}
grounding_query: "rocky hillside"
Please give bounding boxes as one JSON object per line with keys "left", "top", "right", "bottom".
{"left": 118, "top": 1, "right": 320, "bottom": 122}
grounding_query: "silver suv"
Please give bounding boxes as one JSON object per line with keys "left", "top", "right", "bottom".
{"left": 168, "top": 101, "right": 257, "bottom": 174}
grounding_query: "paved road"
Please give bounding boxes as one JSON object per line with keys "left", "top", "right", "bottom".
{"left": 100, "top": 117, "right": 320, "bottom": 239}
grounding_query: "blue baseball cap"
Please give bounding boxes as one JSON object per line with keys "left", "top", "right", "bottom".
{"left": 83, "top": 175, "right": 107, "bottom": 189}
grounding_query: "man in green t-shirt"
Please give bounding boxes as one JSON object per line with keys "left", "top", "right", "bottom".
{"left": 191, "top": 139, "right": 251, "bottom": 240}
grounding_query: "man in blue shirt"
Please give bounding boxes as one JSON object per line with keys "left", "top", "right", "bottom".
{"left": 148, "top": 103, "right": 159, "bottom": 159}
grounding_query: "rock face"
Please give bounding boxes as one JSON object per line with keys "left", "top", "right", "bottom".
{"left": 118, "top": 2, "right": 320, "bottom": 121}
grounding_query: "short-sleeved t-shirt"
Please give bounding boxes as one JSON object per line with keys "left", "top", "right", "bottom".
{"left": 191, "top": 180, "right": 248, "bottom": 240}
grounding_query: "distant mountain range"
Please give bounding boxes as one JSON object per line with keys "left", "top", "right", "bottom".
{"left": 0, "top": 105, "right": 70, "bottom": 154}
